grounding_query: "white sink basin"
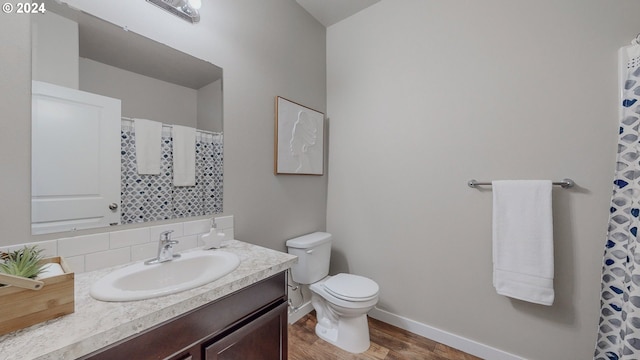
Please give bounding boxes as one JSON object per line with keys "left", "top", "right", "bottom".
{"left": 90, "top": 250, "right": 240, "bottom": 302}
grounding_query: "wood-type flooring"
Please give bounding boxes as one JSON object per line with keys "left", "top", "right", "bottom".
{"left": 288, "top": 312, "right": 483, "bottom": 360}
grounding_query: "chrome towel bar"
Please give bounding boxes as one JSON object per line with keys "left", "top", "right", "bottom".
{"left": 467, "top": 178, "right": 575, "bottom": 189}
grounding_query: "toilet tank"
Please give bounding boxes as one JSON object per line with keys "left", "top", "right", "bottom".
{"left": 286, "top": 232, "right": 332, "bottom": 284}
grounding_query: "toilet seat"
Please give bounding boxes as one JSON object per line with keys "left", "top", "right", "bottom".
{"left": 323, "top": 273, "right": 379, "bottom": 302}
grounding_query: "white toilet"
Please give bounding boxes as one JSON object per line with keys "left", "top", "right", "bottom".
{"left": 286, "top": 232, "right": 379, "bottom": 353}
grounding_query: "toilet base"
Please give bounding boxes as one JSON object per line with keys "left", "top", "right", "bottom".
{"left": 315, "top": 313, "right": 371, "bottom": 353}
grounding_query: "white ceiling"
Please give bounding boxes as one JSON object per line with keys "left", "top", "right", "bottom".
{"left": 296, "top": 0, "right": 381, "bottom": 27}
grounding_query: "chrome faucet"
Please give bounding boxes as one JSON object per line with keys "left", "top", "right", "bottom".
{"left": 145, "top": 230, "right": 181, "bottom": 265}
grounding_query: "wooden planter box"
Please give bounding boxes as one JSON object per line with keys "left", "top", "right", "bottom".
{"left": 0, "top": 257, "right": 74, "bottom": 335}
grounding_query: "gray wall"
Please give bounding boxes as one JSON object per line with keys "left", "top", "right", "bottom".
{"left": 31, "top": 10, "right": 79, "bottom": 89}
{"left": 79, "top": 58, "right": 199, "bottom": 127}
{"left": 0, "top": 0, "right": 327, "bottom": 251}
{"left": 326, "top": 0, "right": 640, "bottom": 359}
{"left": 197, "top": 79, "right": 223, "bottom": 133}
{"left": 0, "top": 1, "right": 31, "bottom": 248}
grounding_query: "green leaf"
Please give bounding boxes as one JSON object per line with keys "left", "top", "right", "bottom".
{"left": 0, "top": 245, "right": 45, "bottom": 279}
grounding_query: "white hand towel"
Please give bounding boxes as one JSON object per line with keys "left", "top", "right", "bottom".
{"left": 492, "top": 180, "right": 554, "bottom": 306}
{"left": 172, "top": 125, "right": 196, "bottom": 186}
{"left": 36, "top": 263, "right": 65, "bottom": 279}
{"left": 134, "top": 118, "right": 163, "bottom": 175}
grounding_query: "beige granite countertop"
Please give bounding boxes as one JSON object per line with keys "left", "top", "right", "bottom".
{"left": 0, "top": 240, "right": 297, "bottom": 360}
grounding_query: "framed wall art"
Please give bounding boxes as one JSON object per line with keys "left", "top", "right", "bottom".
{"left": 274, "top": 96, "right": 324, "bottom": 175}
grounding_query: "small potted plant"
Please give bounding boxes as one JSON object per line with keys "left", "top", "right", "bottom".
{"left": 0, "top": 245, "right": 46, "bottom": 282}
{"left": 0, "top": 245, "right": 74, "bottom": 335}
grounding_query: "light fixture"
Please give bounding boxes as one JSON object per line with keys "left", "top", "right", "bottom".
{"left": 146, "top": 0, "right": 201, "bottom": 24}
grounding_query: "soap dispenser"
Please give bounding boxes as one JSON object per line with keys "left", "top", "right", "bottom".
{"left": 200, "top": 219, "right": 225, "bottom": 249}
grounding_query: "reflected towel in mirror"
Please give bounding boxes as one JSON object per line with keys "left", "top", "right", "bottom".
{"left": 134, "top": 118, "right": 163, "bottom": 175}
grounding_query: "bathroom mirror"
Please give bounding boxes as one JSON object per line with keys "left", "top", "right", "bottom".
{"left": 31, "top": 0, "right": 223, "bottom": 235}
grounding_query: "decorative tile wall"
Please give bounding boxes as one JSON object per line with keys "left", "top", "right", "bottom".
{"left": 120, "top": 128, "right": 223, "bottom": 224}
{"left": 1, "top": 216, "right": 234, "bottom": 274}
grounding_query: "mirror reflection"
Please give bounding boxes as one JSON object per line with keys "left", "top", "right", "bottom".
{"left": 31, "top": 0, "right": 224, "bottom": 235}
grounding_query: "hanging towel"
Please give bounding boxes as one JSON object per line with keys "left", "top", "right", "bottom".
{"left": 492, "top": 180, "right": 554, "bottom": 306}
{"left": 172, "top": 125, "right": 196, "bottom": 186}
{"left": 134, "top": 118, "right": 163, "bottom": 175}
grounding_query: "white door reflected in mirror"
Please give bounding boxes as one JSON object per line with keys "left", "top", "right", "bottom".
{"left": 31, "top": 81, "right": 121, "bottom": 235}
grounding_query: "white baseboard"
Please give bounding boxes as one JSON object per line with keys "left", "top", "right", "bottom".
{"left": 369, "top": 307, "right": 524, "bottom": 360}
{"left": 288, "top": 301, "right": 314, "bottom": 324}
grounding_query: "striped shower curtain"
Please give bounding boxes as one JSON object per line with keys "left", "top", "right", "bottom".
{"left": 595, "top": 43, "right": 640, "bottom": 360}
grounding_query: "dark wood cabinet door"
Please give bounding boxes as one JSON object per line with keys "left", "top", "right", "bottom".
{"left": 204, "top": 302, "right": 288, "bottom": 360}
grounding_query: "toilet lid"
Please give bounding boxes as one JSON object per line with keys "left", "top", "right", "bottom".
{"left": 323, "top": 273, "right": 379, "bottom": 301}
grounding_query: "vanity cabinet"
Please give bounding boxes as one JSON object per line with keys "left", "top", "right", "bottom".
{"left": 81, "top": 272, "right": 288, "bottom": 360}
